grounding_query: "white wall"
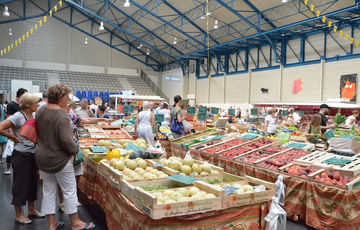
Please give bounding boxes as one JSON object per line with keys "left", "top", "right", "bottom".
{"left": 161, "top": 69, "right": 183, "bottom": 103}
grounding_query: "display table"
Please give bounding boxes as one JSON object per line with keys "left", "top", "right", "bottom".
{"left": 79, "top": 158, "right": 270, "bottom": 230}
{"left": 206, "top": 156, "right": 360, "bottom": 230}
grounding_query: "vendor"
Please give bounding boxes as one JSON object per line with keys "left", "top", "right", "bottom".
{"left": 345, "top": 110, "right": 359, "bottom": 128}
{"left": 305, "top": 114, "right": 328, "bottom": 146}
{"left": 134, "top": 101, "right": 158, "bottom": 147}
{"left": 159, "top": 102, "right": 171, "bottom": 126}
{"left": 95, "top": 105, "right": 110, "bottom": 119}
{"left": 318, "top": 104, "right": 336, "bottom": 133}
{"left": 264, "top": 108, "right": 277, "bottom": 136}
{"left": 235, "top": 108, "right": 241, "bottom": 119}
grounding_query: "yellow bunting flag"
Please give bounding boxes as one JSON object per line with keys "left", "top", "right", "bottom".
{"left": 50, "top": 10, "right": 52, "bottom": 17}
{"left": 351, "top": 38, "right": 354, "bottom": 44}
{"left": 322, "top": 16, "right": 326, "bottom": 23}
{"left": 22, "top": 35, "right": 25, "bottom": 41}
{"left": 11, "top": 43, "right": 13, "bottom": 49}
{"left": 4, "top": 49, "right": 6, "bottom": 55}
{"left": 304, "top": 0, "right": 308, "bottom": 5}
{"left": 7, "top": 46, "right": 10, "bottom": 52}
{"left": 30, "top": 28, "right": 33, "bottom": 34}
{"left": 39, "top": 20, "right": 42, "bottom": 27}
{"left": 18, "top": 38, "right": 21, "bottom": 44}
{"left": 339, "top": 30, "right": 343, "bottom": 37}
{"left": 356, "top": 41, "right": 359, "bottom": 47}
{"left": 59, "top": 0, "right": 62, "bottom": 7}
{"left": 54, "top": 5, "right": 58, "bottom": 12}
{"left": 26, "top": 32, "right": 29, "bottom": 38}
{"left": 35, "top": 24, "right": 38, "bottom": 30}
{"left": 0, "top": 50, "right": 3, "bottom": 56}
{"left": 333, "top": 26, "right": 337, "bottom": 32}
{"left": 15, "top": 41, "right": 17, "bottom": 47}
{"left": 310, "top": 4, "right": 314, "bottom": 11}
{"left": 345, "top": 34, "right": 348, "bottom": 41}
{"left": 328, "top": 21, "right": 332, "bottom": 28}
{"left": 316, "top": 10, "right": 320, "bottom": 17}
{"left": 44, "top": 16, "right": 47, "bottom": 23}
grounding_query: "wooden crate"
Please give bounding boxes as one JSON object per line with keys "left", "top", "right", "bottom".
{"left": 279, "top": 162, "right": 321, "bottom": 179}
{"left": 218, "top": 176, "right": 275, "bottom": 209}
{"left": 311, "top": 156, "right": 360, "bottom": 177}
{"left": 133, "top": 180, "right": 224, "bottom": 219}
{"left": 308, "top": 168, "right": 360, "bottom": 192}
{"left": 294, "top": 151, "right": 333, "bottom": 165}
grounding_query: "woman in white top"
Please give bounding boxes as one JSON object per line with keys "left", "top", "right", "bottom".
{"left": 159, "top": 102, "right": 171, "bottom": 126}
{"left": 135, "top": 101, "right": 159, "bottom": 147}
{"left": 345, "top": 110, "right": 359, "bottom": 128}
{"left": 265, "top": 108, "right": 277, "bottom": 136}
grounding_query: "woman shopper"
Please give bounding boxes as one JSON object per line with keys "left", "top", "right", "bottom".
{"left": 35, "top": 85, "right": 95, "bottom": 230}
{"left": 170, "top": 95, "right": 185, "bottom": 139}
{"left": 264, "top": 108, "right": 277, "bottom": 136}
{"left": 0, "top": 101, "right": 8, "bottom": 162}
{"left": 0, "top": 93, "right": 42, "bottom": 224}
{"left": 134, "top": 101, "right": 159, "bottom": 147}
{"left": 345, "top": 110, "right": 359, "bottom": 128}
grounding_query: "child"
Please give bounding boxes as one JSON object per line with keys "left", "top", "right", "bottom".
{"left": 305, "top": 115, "right": 328, "bottom": 145}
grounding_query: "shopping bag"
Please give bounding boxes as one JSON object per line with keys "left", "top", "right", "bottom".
{"left": 275, "top": 175, "right": 286, "bottom": 206}
{"left": 18, "top": 119, "right": 37, "bottom": 143}
{"left": 3, "top": 140, "right": 14, "bottom": 159}
{"left": 265, "top": 197, "right": 287, "bottom": 230}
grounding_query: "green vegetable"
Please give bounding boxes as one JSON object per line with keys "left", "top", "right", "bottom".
{"left": 334, "top": 113, "right": 347, "bottom": 125}
{"left": 207, "top": 179, "right": 224, "bottom": 184}
{"left": 143, "top": 185, "right": 170, "bottom": 191}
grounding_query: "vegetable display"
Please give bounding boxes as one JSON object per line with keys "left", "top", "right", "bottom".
{"left": 334, "top": 113, "right": 347, "bottom": 125}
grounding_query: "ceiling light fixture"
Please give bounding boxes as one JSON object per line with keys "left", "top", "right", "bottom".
{"left": 206, "top": 11, "right": 211, "bottom": 16}
{"left": 173, "top": 37, "right": 177, "bottom": 45}
{"left": 84, "top": 37, "right": 88, "bottom": 45}
{"left": 3, "top": 6, "right": 10, "bottom": 17}
{"left": 137, "top": 44, "right": 143, "bottom": 49}
{"left": 146, "top": 49, "right": 150, "bottom": 55}
{"left": 214, "top": 20, "right": 218, "bottom": 29}
{"left": 99, "top": 21, "right": 104, "bottom": 31}
{"left": 8, "top": 28, "right": 12, "bottom": 36}
{"left": 124, "top": 0, "right": 130, "bottom": 7}
{"left": 282, "top": 0, "right": 288, "bottom": 3}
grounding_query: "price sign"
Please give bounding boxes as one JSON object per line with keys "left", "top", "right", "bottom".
{"left": 251, "top": 108, "right": 258, "bottom": 116}
{"left": 168, "top": 174, "right": 201, "bottom": 185}
{"left": 228, "top": 109, "right": 235, "bottom": 116}
{"left": 123, "top": 105, "right": 128, "bottom": 113}
{"left": 211, "top": 107, "right": 219, "bottom": 115}
{"left": 282, "top": 110, "right": 288, "bottom": 116}
{"left": 155, "top": 114, "right": 164, "bottom": 123}
{"left": 198, "top": 114, "right": 206, "bottom": 121}
{"left": 187, "top": 107, "right": 196, "bottom": 114}
{"left": 199, "top": 106, "right": 207, "bottom": 115}
{"left": 299, "top": 111, "right": 305, "bottom": 117}
{"left": 223, "top": 186, "right": 239, "bottom": 196}
{"left": 153, "top": 163, "right": 164, "bottom": 167}
{"left": 127, "top": 105, "right": 134, "bottom": 113}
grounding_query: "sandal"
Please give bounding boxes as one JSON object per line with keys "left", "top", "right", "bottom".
{"left": 15, "top": 218, "right": 32, "bottom": 224}
{"left": 55, "top": 221, "right": 65, "bottom": 230}
{"left": 28, "top": 212, "right": 45, "bottom": 218}
{"left": 73, "top": 223, "right": 95, "bottom": 230}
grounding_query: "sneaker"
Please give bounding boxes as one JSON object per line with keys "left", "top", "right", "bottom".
{"left": 4, "top": 169, "right": 11, "bottom": 175}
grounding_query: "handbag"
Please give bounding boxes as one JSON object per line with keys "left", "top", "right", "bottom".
{"left": 18, "top": 113, "right": 37, "bottom": 143}
{"left": 170, "top": 107, "right": 184, "bottom": 135}
{"left": 74, "top": 139, "right": 84, "bottom": 166}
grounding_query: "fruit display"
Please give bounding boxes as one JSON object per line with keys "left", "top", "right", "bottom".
{"left": 210, "top": 183, "right": 255, "bottom": 195}
{"left": 150, "top": 186, "right": 218, "bottom": 204}
{"left": 219, "top": 147, "right": 252, "bottom": 159}
{"left": 104, "top": 129, "right": 131, "bottom": 139}
{"left": 313, "top": 171, "right": 354, "bottom": 187}
{"left": 203, "top": 139, "right": 247, "bottom": 154}
{"left": 114, "top": 138, "right": 149, "bottom": 149}
{"left": 173, "top": 130, "right": 216, "bottom": 144}
{"left": 257, "top": 149, "right": 308, "bottom": 170}
{"left": 262, "top": 146, "right": 284, "bottom": 153}
{"left": 283, "top": 164, "right": 315, "bottom": 178}
{"left": 192, "top": 140, "right": 222, "bottom": 150}
{"left": 109, "top": 158, "right": 169, "bottom": 181}
{"left": 90, "top": 132, "right": 108, "bottom": 138}
{"left": 159, "top": 156, "right": 221, "bottom": 176}
{"left": 235, "top": 151, "right": 274, "bottom": 164}
{"left": 79, "top": 139, "right": 99, "bottom": 147}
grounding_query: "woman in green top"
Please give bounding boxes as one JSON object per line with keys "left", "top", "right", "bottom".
{"left": 305, "top": 114, "right": 328, "bottom": 144}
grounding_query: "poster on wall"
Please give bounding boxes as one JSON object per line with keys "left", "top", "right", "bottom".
{"left": 340, "top": 74, "right": 357, "bottom": 102}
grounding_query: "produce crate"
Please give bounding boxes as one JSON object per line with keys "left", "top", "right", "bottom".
{"left": 133, "top": 180, "right": 224, "bottom": 219}
{"left": 103, "top": 129, "right": 132, "bottom": 139}
{"left": 254, "top": 149, "right": 309, "bottom": 171}
{"left": 279, "top": 162, "right": 320, "bottom": 179}
{"left": 234, "top": 146, "right": 287, "bottom": 165}
{"left": 309, "top": 168, "right": 360, "bottom": 192}
{"left": 289, "top": 135, "right": 307, "bottom": 142}
{"left": 84, "top": 157, "right": 100, "bottom": 173}
{"left": 311, "top": 156, "right": 360, "bottom": 177}
{"left": 216, "top": 176, "right": 275, "bottom": 209}
{"left": 294, "top": 151, "right": 333, "bottom": 165}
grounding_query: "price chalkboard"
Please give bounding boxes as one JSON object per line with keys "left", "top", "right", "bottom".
{"left": 123, "top": 105, "right": 134, "bottom": 113}
{"left": 198, "top": 114, "right": 206, "bottom": 121}
{"left": 228, "top": 109, "right": 235, "bottom": 116}
{"left": 199, "top": 106, "right": 207, "bottom": 115}
{"left": 299, "top": 111, "right": 304, "bottom": 117}
{"left": 187, "top": 107, "right": 196, "bottom": 114}
{"left": 155, "top": 114, "right": 164, "bottom": 123}
{"left": 211, "top": 107, "right": 219, "bottom": 115}
{"left": 251, "top": 108, "right": 258, "bottom": 116}
{"left": 282, "top": 110, "right": 288, "bottom": 116}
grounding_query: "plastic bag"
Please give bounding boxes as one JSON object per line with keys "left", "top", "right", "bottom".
{"left": 183, "top": 120, "right": 192, "bottom": 133}
{"left": 3, "top": 140, "right": 14, "bottom": 159}
{"left": 126, "top": 143, "right": 146, "bottom": 159}
{"left": 275, "top": 175, "right": 286, "bottom": 206}
{"left": 253, "top": 185, "right": 266, "bottom": 192}
{"left": 265, "top": 197, "right": 287, "bottom": 230}
{"left": 155, "top": 140, "right": 165, "bottom": 154}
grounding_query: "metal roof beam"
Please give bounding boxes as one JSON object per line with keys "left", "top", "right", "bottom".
{"left": 242, "top": 0, "right": 277, "bottom": 29}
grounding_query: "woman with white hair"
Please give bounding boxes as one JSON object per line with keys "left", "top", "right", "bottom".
{"left": 0, "top": 93, "right": 42, "bottom": 224}
{"left": 135, "top": 101, "right": 158, "bottom": 147}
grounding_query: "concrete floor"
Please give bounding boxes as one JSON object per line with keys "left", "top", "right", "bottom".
{"left": 0, "top": 162, "right": 313, "bottom": 230}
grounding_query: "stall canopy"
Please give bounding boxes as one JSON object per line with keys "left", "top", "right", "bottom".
{"left": 110, "top": 95, "right": 166, "bottom": 109}
{"left": 254, "top": 102, "right": 360, "bottom": 110}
